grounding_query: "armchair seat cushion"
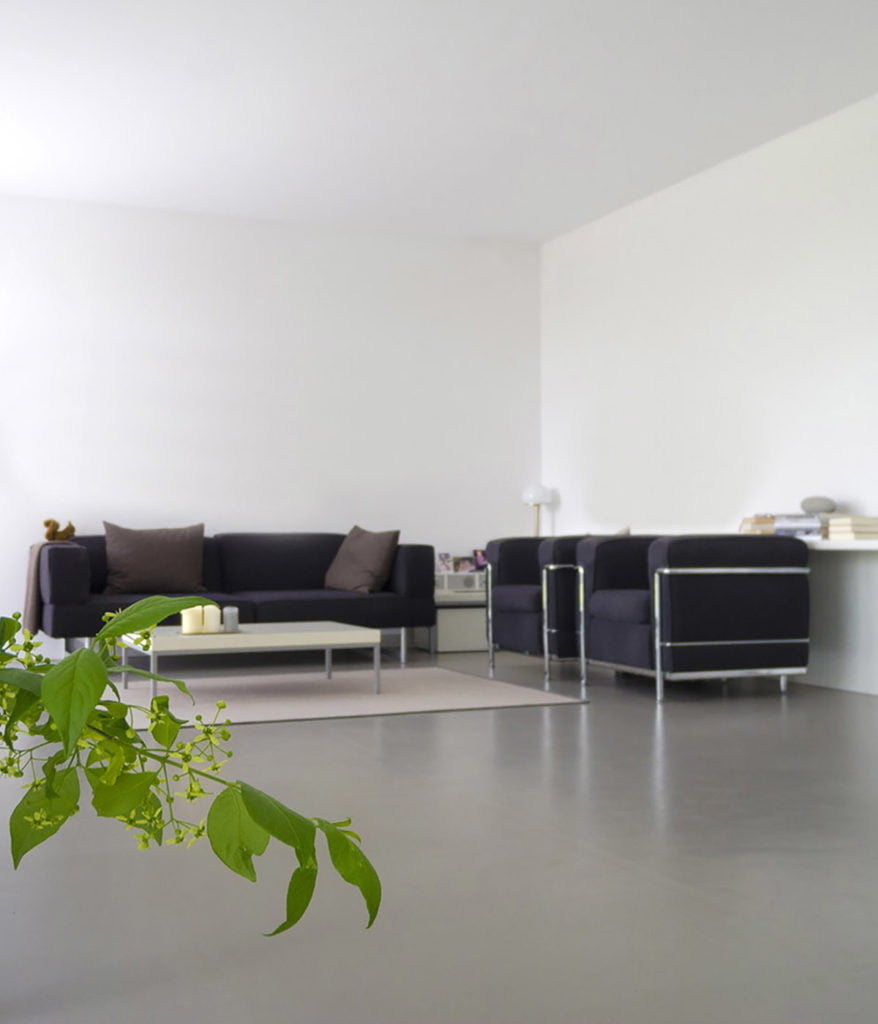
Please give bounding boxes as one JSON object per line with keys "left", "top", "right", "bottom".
{"left": 589, "top": 589, "right": 650, "bottom": 624}
{"left": 492, "top": 584, "right": 541, "bottom": 614}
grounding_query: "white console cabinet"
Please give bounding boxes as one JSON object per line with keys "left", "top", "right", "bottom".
{"left": 414, "top": 591, "right": 487, "bottom": 653}
{"left": 804, "top": 539, "right": 878, "bottom": 695}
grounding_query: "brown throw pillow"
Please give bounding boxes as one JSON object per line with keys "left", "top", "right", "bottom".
{"left": 104, "top": 521, "right": 207, "bottom": 594}
{"left": 325, "top": 525, "right": 400, "bottom": 594}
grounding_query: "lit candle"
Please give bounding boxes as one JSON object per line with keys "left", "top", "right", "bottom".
{"left": 202, "top": 605, "right": 221, "bottom": 633}
{"left": 180, "top": 607, "right": 202, "bottom": 635}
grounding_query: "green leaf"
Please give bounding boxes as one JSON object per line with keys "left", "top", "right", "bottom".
{"left": 114, "top": 664, "right": 192, "bottom": 700}
{"left": 10, "top": 768, "right": 80, "bottom": 868}
{"left": 95, "top": 596, "right": 217, "bottom": 643}
{"left": 87, "top": 770, "right": 158, "bottom": 817}
{"left": 41, "top": 648, "right": 110, "bottom": 754}
{"left": 3, "top": 688, "right": 40, "bottom": 744}
{"left": 0, "top": 667, "right": 44, "bottom": 696}
{"left": 238, "top": 783, "right": 316, "bottom": 857}
{"left": 267, "top": 862, "right": 319, "bottom": 936}
{"left": 206, "top": 786, "right": 270, "bottom": 882}
{"left": 148, "top": 695, "right": 186, "bottom": 748}
{"left": 315, "top": 818, "right": 381, "bottom": 927}
{"left": 0, "top": 616, "right": 19, "bottom": 648}
{"left": 97, "top": 701, "right": 130, "bottom": 720}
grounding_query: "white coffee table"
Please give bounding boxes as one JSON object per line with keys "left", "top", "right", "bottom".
{"left": 121, "top": 621, "right": 383, "bottom": 699}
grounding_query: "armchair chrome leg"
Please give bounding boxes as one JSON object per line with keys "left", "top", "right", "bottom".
{"left": 577, "top": 565, "right": 588, "bottom": 702}
{"left": 779, "top": 674, "right": 788, "bottom": 695}
{"left": 486, "top": 562, "right": 495, "bottom": 678}
{"left": 400, "top": 627, "right": 407, "bottom": 667}
{"left": 541, "top": 567, "right": 551, "bottom": 690}
{"left": 653, "top": 571, "right": 664, "bottom": 702}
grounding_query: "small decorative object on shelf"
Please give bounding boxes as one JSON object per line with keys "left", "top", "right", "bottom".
{"left": 739, "top": 513, "right": 824, "bottom": 538}
{"left": 826, "top": 516, "right": 878, "bottom": 540}
{"left": 222, "top": 605, "right": 240, "bottom": 632}
{"left": 43, "top": 518, "right": 76, "bottom": 541}
{"left": 801, "top": 496, "right": 838, "bottom": 515}
{"left": 436, "top": 552, "right": 453, "bottom": 573}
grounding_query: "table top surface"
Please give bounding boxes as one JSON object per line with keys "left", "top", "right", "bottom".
{"left": 142, "top": 620, "right": 382, "bottom": 653}
{"left": 805, "top": 539, "right": 878, "bottom": 551}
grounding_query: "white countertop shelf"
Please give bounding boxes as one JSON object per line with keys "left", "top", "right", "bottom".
{"left": 805, "top": 539, "right": 878, "bottom": 551}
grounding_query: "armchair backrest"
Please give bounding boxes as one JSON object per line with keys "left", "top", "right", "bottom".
{"left": 576, "top": 536, "right": 659, "bottom": 603}
{"left": 485, "top": 537, "right": 542, "bottom": 585}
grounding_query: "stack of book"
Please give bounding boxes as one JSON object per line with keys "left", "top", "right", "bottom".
{"left": 739, "top": 514, "right": 824, "bottom": 538}
{"left": 826, "top": 516, "right": 878, "bottom": 540}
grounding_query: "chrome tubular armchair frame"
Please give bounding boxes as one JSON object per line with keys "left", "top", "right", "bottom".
{"left": 542, "top": 563, "right": 587, "bottom": 701}
{"left": 486, "top": 537, "right": 590, "bottom": 699}
{"left": 577, "top": 560, "right": 810, "bottom": 702}
{"left": 650, "top": 565, "right": 810, "bottom": 702}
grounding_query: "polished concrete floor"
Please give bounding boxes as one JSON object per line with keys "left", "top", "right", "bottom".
{"left": 3, "top": 650, "right": 878, "bottom": 1023}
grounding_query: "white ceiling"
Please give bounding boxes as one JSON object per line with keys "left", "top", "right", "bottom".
{"left": 3, "top": 1, "right": 878, "bottom": 241}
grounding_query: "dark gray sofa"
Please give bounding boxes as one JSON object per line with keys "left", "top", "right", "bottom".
{"left": 37, "top": 533, "right": 436, "bottom": 648}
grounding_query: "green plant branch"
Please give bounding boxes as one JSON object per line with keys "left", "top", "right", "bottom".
{"left": 0, "top": 601, "right": 381, "bottom": 931}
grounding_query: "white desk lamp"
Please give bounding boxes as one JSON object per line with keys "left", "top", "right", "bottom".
{"left": 522, "top": 484, "right": 552, "bottom": 536}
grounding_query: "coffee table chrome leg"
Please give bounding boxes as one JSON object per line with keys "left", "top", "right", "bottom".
{"left": 400, "top": 627, "right": 407, "bottom": 667}
{"left": 374, "top": 644, "right": 381, "bottom": 694}
{"left": 149, "top": 649, "right": 158, "bottom": 701}
{"left": 325, "top": 648, "right": 332, "bottom": 679}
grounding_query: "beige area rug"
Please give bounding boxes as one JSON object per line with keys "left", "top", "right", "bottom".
{"left": 126, "top": 666, "right": 579, "bottom": 726}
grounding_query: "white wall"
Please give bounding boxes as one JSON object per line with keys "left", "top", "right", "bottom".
{"left": 541, "top": 95, "right": 878, "bottom": 536}
{"left": 0, "top": 196, "right": 540, "bottom": 625}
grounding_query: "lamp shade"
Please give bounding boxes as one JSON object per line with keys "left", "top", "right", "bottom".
{"left": 521, "top": 484, "right": 551, "bottom": 506}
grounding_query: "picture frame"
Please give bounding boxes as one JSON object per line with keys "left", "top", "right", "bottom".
{"left": 436, "top": 552, "right": 453, "bottom": 573}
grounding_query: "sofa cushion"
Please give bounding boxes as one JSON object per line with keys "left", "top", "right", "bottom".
{"left": 324, "top": 526, "right": 400, "bottom": 594}
{"left": 103, "top": 522, "right": 206, "bottom": 595}
{"left": 232, "top": 589, "right": 434, "bottom": 629}
{"left": 589, "top": 589, "right": 651, "bottom": 624}
{"left": 43, "top": 592, "right": 256, "bottom": 638}
{"left": 216, "top": 533, "right": 345, "bottom": 590}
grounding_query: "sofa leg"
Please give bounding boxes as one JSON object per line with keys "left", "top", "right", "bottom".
{"left": 779, "top": 674, "right": 788, "bottom": 695}
{"left": 400, "top": 627, "right": 407, "bottom": 667}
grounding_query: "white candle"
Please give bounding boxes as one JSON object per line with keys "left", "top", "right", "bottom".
{"left": 202, "top": 605, "right": 221, "bottom": 634}
{"left": 222, "top": 606, "right": 239, "bottom": 632}
{"left": 180, "top": 607, "right": 203, "bottom": 635}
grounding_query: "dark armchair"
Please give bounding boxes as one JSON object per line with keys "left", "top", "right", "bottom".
{"left": 485, "top": 536, "right": 586, "bottom": 693}
{"left": 576, "top": 535, "right": 810, "bottom": 701}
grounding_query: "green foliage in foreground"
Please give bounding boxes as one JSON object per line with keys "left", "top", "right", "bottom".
{"left": 0, "top": 597, "right": 380, "bottom": 934}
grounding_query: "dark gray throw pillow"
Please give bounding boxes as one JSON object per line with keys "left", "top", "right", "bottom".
{"left": 324, "top": 525, "right": 400, "bottom": 594}
{"left": 103, "top": 521, "right": 207, "bottom": 594}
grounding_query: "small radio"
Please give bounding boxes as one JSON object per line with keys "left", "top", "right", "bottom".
{"left": 435, "top": 572, "right": 486, "bottom": 593}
